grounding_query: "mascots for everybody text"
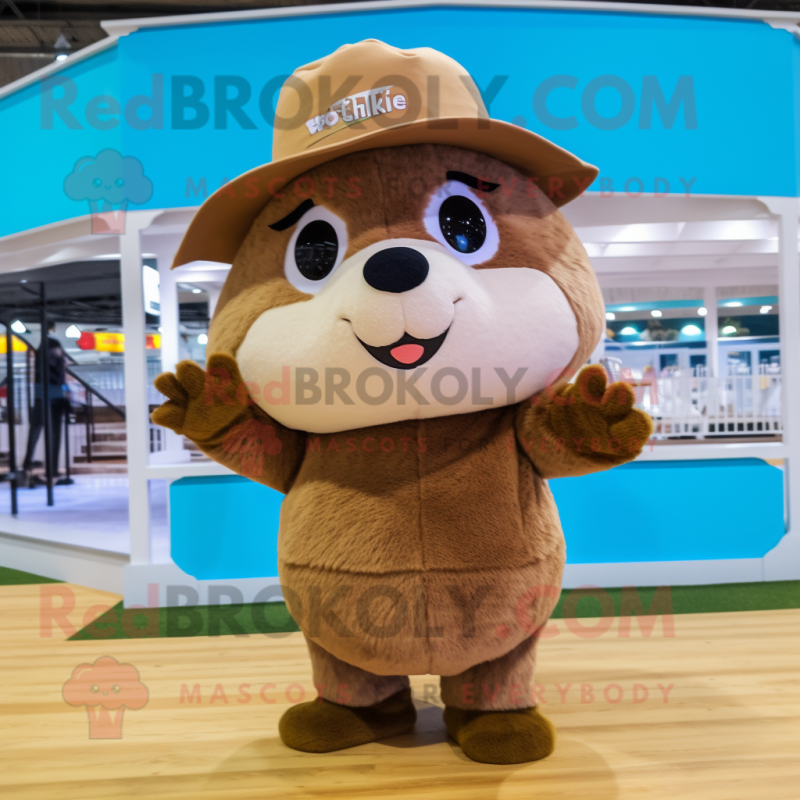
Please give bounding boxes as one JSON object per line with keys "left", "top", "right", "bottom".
{"left": 153, "top": 40, "right": 652, "bottom": 765}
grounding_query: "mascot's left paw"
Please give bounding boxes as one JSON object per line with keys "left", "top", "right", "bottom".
{"left": 548, "top": 364, "right": 653, "bottom": 461}
{"left": 444, "top": 706, "right": 555, "bottom": 765}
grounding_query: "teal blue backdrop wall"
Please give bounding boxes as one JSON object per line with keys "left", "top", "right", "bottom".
{"left": 169, "top": 458, "right": 785, "bottom": 579}
{"left": 1, "top": 6, "right": 799, "bottom": 237}
{"left": 0, "top": 4, "right": 795, "bottom": 578}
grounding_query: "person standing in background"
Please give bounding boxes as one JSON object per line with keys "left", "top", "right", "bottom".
{"left": 21, "top": 322, "right": 69, "bottom": 485}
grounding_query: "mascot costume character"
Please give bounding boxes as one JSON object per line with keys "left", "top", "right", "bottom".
{"left": 153, "top": 40, "right": 652, "bottom": 765}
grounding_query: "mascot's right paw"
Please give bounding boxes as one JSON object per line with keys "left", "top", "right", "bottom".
{"left": 151, "top": 353, "right": 251, "bottom": 445}
{"left": 279, "top": 688, "right": 416, "bottom": 753}
{"left": 444, "top": 705, "right": 555, "bottom": 765}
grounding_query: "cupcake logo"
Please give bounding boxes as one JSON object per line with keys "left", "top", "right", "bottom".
{"left": 63, "top": 656, "right": 149, "bottom": 739}
{"left": 63, "top": 149, "right": 153, "bottom": 235}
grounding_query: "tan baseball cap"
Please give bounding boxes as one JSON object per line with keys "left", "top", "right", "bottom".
{"left": 173, "top": 39, "right": 598, "bottom": 268}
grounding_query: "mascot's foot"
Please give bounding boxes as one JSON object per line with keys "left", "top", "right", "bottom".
{"left": 444, "top": 706, "right": 555, "bottom": 765}
{"left": 279, "top": 688, "right": 416, "bottom": 753}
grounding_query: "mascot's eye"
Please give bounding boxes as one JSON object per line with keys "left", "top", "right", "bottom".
{"left": 424, "top": 181, "right": 499, "bottom": 266}
{"left": 294, "top": 220, "right": 339, "bottom": 281}
{"left": 438, "top": 195, "right": 486, "bottom": 253}
{"left": 283, "top": 205, "right": 348, "bottom": 294}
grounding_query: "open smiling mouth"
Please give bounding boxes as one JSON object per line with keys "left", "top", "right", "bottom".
{"left": 356, "top": 327, "right": 450, "bottom": 370}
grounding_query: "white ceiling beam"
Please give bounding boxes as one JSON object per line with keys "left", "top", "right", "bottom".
{"left": 598, "top": 266, "right": 778, "bottom": 288}
{"left": 592, "top": 253, "right": 778, "bottom": 274}
{"left": 563, "top": 195, "right": 772, "bottom": 227}
{"left": 576, "top": 219, "right": 777, "bottom": 244}
{"left": 0, "top": 235, "right": 123, "bottom": 275}
{"left": 585, "top": 241, "right": 777, "bottom": 259}
{"left": 174, "top": 269, "right": 231, "bottom": 283}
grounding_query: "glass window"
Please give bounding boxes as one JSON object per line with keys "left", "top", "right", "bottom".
{"left": 727, "top": 351, "right": 751, "bottom": 375}
{"left": 660, "top": 354, "right": 678, "bottom": 372}
{"left": 759, "top": 349, "right": 780, "bottom": 368}
{"left": 690, "top": 354, "right": 706, "bottom": 370}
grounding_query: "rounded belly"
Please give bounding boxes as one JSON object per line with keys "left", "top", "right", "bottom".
{"left": 279, "top": 549, "right": 565, "bottom": 676}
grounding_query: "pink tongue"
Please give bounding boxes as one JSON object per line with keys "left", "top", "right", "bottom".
{"left": 391, "top": 344, "right": 425, "bottom": 365}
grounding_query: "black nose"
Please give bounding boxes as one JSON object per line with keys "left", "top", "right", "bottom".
{"left": 363, "top": 247, "right": 429, "bottom": 293}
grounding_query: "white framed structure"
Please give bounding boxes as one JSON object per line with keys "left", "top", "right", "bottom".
{"left": 0, "top": 1, "right": 798, "bottom": 604}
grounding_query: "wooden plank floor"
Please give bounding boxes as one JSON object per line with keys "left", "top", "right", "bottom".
{"left": 1, "top": 583, "right": 798, "bottom": 800}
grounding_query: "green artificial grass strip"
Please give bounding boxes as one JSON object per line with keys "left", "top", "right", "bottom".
{"left": 0, "top": 566, "right": 62, "bottom": 585}
{"left": 550, "top": 580, "right": 800, "bottom": 619}
{"left": 68, "top": 581, "right": 800, "bottom": 641}
{"left": 69, "top": 600, "right": 301, "bottom": 641}
{"left": 658, "top": 580, "right": 800, "bottom": 614}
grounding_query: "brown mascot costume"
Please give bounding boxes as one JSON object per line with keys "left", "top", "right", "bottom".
{"left": 153, "top": 40, "right": 653, "bottom": 765}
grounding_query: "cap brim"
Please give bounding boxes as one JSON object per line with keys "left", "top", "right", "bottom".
{"left": 173, "top": 118, "right": 598, "bottom": 268}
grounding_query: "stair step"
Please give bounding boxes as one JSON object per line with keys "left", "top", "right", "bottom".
{"left": 70, "top": 463, "right": 128, "bottom": 475}
{"left": 81, "top": 443, "right": 127, "bottom": 455}
{"left": 73, "top": 455, "right": 128, "bottom": 463}
{"left": 91, "top": 433, "right": 127, "bottom": 443}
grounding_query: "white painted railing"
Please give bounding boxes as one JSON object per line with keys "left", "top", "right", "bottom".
{"left": 632, "top": 370, "right": 782, "bottom": 439}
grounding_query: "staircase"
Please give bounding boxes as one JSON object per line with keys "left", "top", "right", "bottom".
{"left": 71, "top": 421, "right": 128, "bottom": 475}
{"left": 69, "top": 418, "right": 208, "bottom": 475}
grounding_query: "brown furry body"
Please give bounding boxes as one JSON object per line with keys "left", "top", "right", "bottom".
{"left": 153, "top": 144, "right": 652, "bottom": 712}
{"left": 280, "top": 407, "right": 565, "bottom": 679}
